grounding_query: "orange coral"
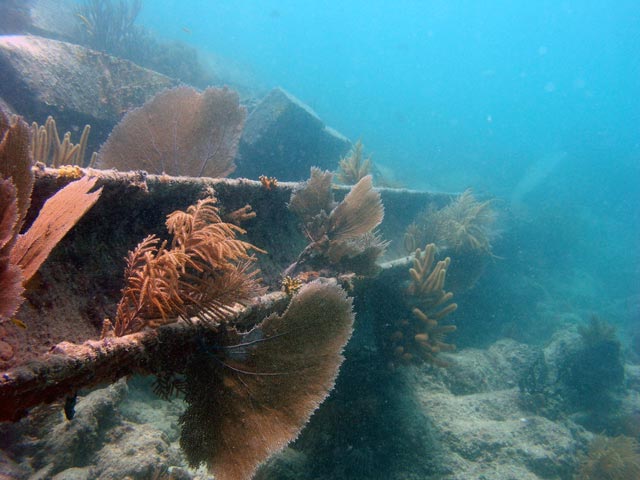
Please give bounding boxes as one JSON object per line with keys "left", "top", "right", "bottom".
{"left": 224, "top": 204, "right": 256, "bottom": 225}
{"left": 259, "top": 174, "right": 278, "bottom": 190}
{"left": 111, "top": 197, "right": 265, "bottom": 336}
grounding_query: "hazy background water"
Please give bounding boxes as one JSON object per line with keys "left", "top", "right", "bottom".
{"left": 138, "top": 1, "right": 639, "bottom": 316}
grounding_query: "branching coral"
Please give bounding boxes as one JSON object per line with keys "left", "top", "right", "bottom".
{"left": 31, "top": 116, "right": 96, "bottom": 167}
{"left": 110, "top": 197, "right": 265, "bottom": 336}
{"left": 96, "top": 86, "right": 246, "bottom": 178}
{"left": 287, "top": 169, "right": 386, "bottom": 276}
{"left": 576, "top": 435, "right": 640, "bottom": 480}
{"left": 389, "top": 243, "right": 458, "bottom": 367}
{"left": 406, "top": 189, "right": 497, "bottom": 256}
{"left": 335, "top": 140, "right": 372, "bottom": 185}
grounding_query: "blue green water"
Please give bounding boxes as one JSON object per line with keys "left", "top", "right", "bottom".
{"left": 137, "top": 1, "right": 639, "bottom": 315}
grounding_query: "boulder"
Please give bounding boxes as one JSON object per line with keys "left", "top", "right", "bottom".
{"left": 0, "top": 35, "right": 177, "bottom": 155}
{"left": 234, "top": 87, "right": 351, "bottom": 181}
{"left": 28, "top": 0, "right": 79, "bottom": 42}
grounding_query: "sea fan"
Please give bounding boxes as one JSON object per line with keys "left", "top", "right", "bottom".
{"left": 179, "top": 279, "right": 355, "bottom": 480}
{"left": 96, "top": 86, "right": 246, "bottom": 178}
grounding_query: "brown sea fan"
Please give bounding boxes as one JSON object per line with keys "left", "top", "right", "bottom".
{"left": 0, "top": 109, "right": 33, "bottom": 239}
{"left": 96, "top": 86, "right": 246, "bottom": 178}
{"left": 0, "top": 179, "right": 23, "bottom": 320}
{"left": 1, "top": 109, "right": 102, "bottom": 325}
{"left": 286, "top": 171, "right": 386, "bottom": 275}
{"left": 179, "top": 279, "right": 355, "bottom": 480}
{"left": 288, "top": 167, "right": 335, "bottom": 224}
{"left": 329, "top": 175, "right": 384, "bottom": 242}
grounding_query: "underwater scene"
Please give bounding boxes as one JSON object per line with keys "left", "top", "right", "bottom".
{"left": 0, "top": 1, "right": 639, "bottom": 479}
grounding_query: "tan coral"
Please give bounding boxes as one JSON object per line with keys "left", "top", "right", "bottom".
{"left": 31, "top": 116, "right": 95, "bottom": 167}
{"left": 335, "top": 140, "right": 372, "bottom": 185}
{"left": 287, "top": 172, "right": 386, "bottom": 276}
{"left": 407, "top": 189, "right": 497, "bottom": 255}
{"left": 390, "top": 243, "right": 458, "bottom": 368}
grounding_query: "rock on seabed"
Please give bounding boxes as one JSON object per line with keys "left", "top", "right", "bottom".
{"left": 0, "top": 34, "right": 177, "bottom": 151}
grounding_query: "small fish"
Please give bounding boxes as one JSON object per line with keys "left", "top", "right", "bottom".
{"left": 64, "top": 394, "right": 77, "bottom": 420}
{"left": 181, "top": 26, "right": 192, "bottom": 35}
{"left": 10, "top": 318, "right": 27, "bottom": 329}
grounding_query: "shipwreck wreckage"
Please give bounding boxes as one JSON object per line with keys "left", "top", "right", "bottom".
{"left": 0, "top": 153, "right": 471, "bottom": 479}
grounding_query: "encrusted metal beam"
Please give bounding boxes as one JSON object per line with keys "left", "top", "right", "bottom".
{"left": 0, "top": 291, "right": 289, "bottom": 422}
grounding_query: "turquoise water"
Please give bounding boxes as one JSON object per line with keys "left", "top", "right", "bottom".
{"left": 1, "top": 2, "right": 639, "bottom": 478}
{"left": 139, "top": 1, "right": 639, "bottom": 188}
{"left": 138, "top": 0, "right": 639, "bottom": 316}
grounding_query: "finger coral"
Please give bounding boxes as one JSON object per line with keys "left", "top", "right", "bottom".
{"left": 389, "top": 243, "right": 458, "bottom": 367}
{"left": 96, "top": 86, "right": 246, "bottom": 178}
{"left": 111, "top": 197, "right": 265, "bottom": 336}
{"left": 30, "top": 116, "right": 96, "bottom": 167}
